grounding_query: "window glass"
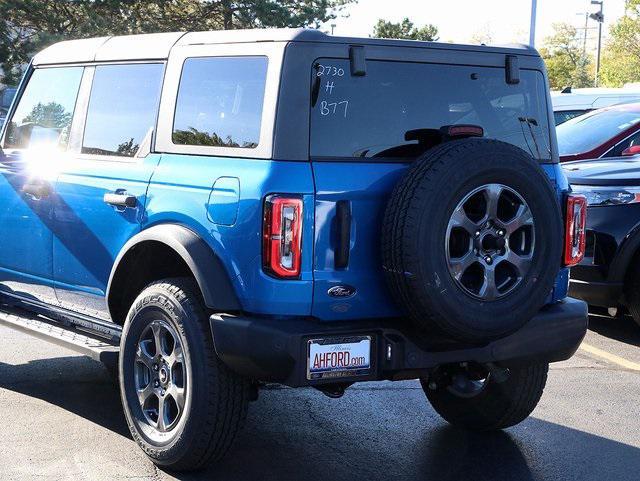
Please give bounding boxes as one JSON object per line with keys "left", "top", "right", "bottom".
{"left": 557, "top": 106, "right": 640, "bottom": 157}
{"left": 554, "top": 109, "right": 588, "bottom": 126}
{"left": 310, "top": 59, "right": 551, "bottom": 161}
{"left": 3, "top": 67, "right": 83, "bottom": 150}
{"left": 173, "top": 56, "right": 268, "bottom": 148}
{"left": 604, "top": 131, "right": 640, "bottom": 157}
{"left": 2, "top": 88, "right": 17, "bottom": 109}
{"left": 82, "top": 63, "right": 164, "bottom": 157}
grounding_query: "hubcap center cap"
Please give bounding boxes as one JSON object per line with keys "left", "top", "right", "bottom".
{"left": 480, "top": 232, "right": 505, "bottom": 253}
{"left": 159, "top": 366, "right": 169, "bottom": 385}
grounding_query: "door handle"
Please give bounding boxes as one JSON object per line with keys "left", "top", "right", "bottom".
{"left": 103, "top": 190, "right": 137, "bottom": 208}
{"left": 22, "top": 181, "right": 52, "bottom": 200}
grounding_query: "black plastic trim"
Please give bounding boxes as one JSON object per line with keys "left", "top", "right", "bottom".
{"left": 210, "top": 298, "right": 588, "bottom": 387}
{"left": 107, "top": 224, "right": 240, "bottom": 318}
{"left": 334, "top": 200, "right": 351, "bottom": 269}
{"left": 506, "top": 55, "right": 520, "bottom": 84}
{"left": 349, "top": 45, "right": 366, "bottom": 76}
{"left": 568, "top": 279, "right": 624, "bottom": 307}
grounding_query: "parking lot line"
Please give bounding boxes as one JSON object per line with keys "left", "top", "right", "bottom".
{"left": 579, "top": 342, "right": 640, "bottom": 371}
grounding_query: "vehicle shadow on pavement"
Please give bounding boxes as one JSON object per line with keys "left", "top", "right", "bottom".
{"left": 0, "top": 356, "right": 130, "bottom": 438}
{"left": 183, "top": 385, "right": 640, "bottom": 481}
{"left": 1, "top": 357, "right": 639, "bottom": 481}
{"left": 588, "top": 313, "right": 640, "bottom": 347}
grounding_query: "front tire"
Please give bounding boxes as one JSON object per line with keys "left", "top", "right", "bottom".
{"left": 625, "top": 267, "right": 640, "bottom": 328}
{"left": 422, "top": 363, "right": 548, "bottom": 431}
{"left": 119, "top": 278, "right": 249, "bottom": 471}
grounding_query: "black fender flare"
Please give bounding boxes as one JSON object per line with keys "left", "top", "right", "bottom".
{"left": 608, "top": 222, "right": 640, "bottom": 284}
{"left": 106, "top": 224, "right": 241, "bottom": 319}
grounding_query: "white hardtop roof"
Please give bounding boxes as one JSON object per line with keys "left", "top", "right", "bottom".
{"left": 32, "top": 28, "right": 536, "bottom": 67}
{"left": 31, "top": 29, "right": 322, "bottom": 66}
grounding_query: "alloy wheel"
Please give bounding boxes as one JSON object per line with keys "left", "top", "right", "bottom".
{"left": 445, "top": 183, "right": 535, "bottom": 301}
{"left": 134, "top": 320, "right": 187, "bottom": 434}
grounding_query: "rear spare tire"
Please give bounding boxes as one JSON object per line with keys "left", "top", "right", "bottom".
{"left": 382, "top": 139, "right": 563, "bottom": 343}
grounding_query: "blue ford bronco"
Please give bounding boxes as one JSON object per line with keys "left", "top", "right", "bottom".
{"left": 0, "top": 29, "right": 588, "bottom": 471}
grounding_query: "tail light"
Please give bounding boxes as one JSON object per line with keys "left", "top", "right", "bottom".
{"left": 263, "top": 195, "right": 303, "bottom": 278}
{"left": 564, "top": 194, "right": 587, "bottom": 266}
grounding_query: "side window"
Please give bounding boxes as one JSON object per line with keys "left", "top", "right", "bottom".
{"left": 82, "top": 63, "right": 164, "bottom": 157}
{"left": 604, "top": 130, "right": 640, "bottom": 157}
{"left": 3, "top": 67, "right": 83, "bottom": 150}
{"left": 172, "top": 56, "right": 268, "bottom": 148}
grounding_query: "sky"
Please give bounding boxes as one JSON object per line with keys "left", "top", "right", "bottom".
{"left": 325, "top": 0, "right": 626, "bottom": 49}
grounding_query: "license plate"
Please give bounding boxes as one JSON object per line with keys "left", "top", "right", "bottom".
{"left": 307, "top": 336, "right": 371, "bottom": 380}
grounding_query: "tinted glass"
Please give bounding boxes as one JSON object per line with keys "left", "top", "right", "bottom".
{"left": 557, "top": 106, "right": 640, "bottom": 156}
{"left": 82, "top": 63, "right": 164, "bottom": 157}
{"left": 173, "top": 56, "right": 267, "bottom": 148}
{"left": 310, "top": 59, "right": 551, "bottom": 161}
{"left": 603, "top": 130, "right": 640, "bottom": 157}
{"left": 554, "top": 109, "right": 587, "bottom": 125}
{"left": 3, "top": 67, "right": 83, "bottom": 150}
{"left": 2, "top": 88, "right": 17, "bottom": 109}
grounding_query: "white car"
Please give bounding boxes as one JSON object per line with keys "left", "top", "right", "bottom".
{"left": 551, "top": 85, "right": 640, "bottom": 125}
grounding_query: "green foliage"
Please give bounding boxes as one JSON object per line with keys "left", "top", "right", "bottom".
{"left": 372, "top": 18, "right": 439, "bottom": 42}
{"left": 539, "top": 23, "right": 593, "bottom": 90}
{"left": 600, "top": 0, "right": 640, "bottom": 87}
{"left": 0, "top": 0, "right": 355, "bottom": 85}
{"left": 172, "top": 127, "right": 256, "bottom": 148}
{"left": 23, "top": 101, "right": 72, "bottom": 128}
{"left": 116, "top": 138, "right": 139, "bottom": 157}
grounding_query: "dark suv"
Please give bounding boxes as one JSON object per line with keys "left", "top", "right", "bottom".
{"left": 0, "top": 29, "right": 588, "bottom": 471}
{"left": 565, "top": 155, "right": 640, "bottom": 326}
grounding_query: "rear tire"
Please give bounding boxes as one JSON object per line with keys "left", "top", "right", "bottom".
{"left": 422, "top": 363, "right": 548, "bottom": 431}
{"left": 119, "top": 278, "right": 249, "bottom": 471}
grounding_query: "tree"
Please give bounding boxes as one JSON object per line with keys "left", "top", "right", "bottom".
{"left": 372, "top": 18, "right": 439, "bottom": 41}
{"left": 539, "top": 23, "right": 593, "bottom": 90}
{"left": 0, "top": 0, "right": 355, "bottom": 85}
{"left": 469, "top": 23, "right": 493, "bottom": 45}
{"left": 600, "top": 0, "right": 640, "bottom": 87}
{"left": 172, "top": 127, "right": 254, "bottom": 148}
{"left": 23, "top": 102, "right": 72, "bottom": 128}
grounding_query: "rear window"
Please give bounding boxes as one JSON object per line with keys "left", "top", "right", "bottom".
{"left": 557, "top": 106, "right": 640, "bottom": 156}
{"left": 310, "top": 59, "right": 551, "bottom": 161}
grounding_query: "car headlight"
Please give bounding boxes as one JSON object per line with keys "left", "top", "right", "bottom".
{"left": 570, "top": 185, "right": 640, "bottom": 206}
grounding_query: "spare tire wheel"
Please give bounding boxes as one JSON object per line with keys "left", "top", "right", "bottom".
{"left": 382, "top": 138, "right": 563, "bottom": 343}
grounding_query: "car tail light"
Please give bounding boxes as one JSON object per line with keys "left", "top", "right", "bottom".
{"left": 564, "top": 194, "right": 587, "bottom": 266}
{"left": 263, "top": 195, "right": 303, "bottom": 278}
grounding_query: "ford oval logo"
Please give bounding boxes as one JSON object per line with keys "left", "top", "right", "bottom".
{"left": 328, "top": 285, "right": 356, "bottom": 298}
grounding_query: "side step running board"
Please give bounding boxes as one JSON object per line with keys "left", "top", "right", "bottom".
{"left": 0, "top": 306, "right": 119, "bottom": 367}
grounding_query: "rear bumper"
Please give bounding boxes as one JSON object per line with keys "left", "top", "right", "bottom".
{"left": 568, "top": 278, "right": 624, "bottom": 308}
{"left": 210, "top": 298, "right": 588, "bottom": 387}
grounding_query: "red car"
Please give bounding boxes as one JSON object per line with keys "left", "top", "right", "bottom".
{"left": 557, "top": 102, "right": 640, "bottom": 162}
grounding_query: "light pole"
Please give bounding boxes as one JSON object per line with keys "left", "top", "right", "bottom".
{"left": 529, "top": 0, "right": 537, "bottom": 47}
{"left": 590, "top": 0, "right": 604, "bottom": 86}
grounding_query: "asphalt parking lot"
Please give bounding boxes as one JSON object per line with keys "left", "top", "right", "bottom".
{"left": 0, "top": 314, "right": 638, "bottom": 481}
